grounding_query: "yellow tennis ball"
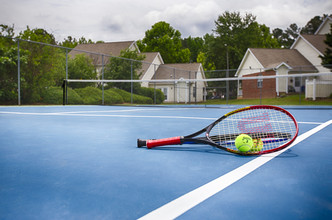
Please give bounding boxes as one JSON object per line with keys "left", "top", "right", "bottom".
{"left": 235, "top": 134, "right": 253, "bottom": 152}
{"left": 251, "top": 138, "right": 263, "bottom": 152}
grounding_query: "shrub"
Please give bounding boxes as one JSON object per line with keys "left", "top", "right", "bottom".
{"left": 110, "top": 88, "right": 152, "bottom": 104}
{"left": 75, "top": 87, "right": 124, "bottom": 105}
{"left": 75, "top": 87, "right": 104, "bottom": 105}
{"left": 40, "top": 86, "right": 82, "bottom": 104}
{"left": 138, "top": 87, "right": 164, "bottom": 104}
{"left": 67, "top": 88, "right": 84, "bottom": 104}
{"left": 103, "top": 89, "right": 124, "bottom": 104}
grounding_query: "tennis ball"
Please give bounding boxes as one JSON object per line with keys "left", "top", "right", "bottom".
{"left": 235, "top": 134, "right": 253, "bottom": 152}
{"left": 251, "top": 138, "right": 263, "bottom": 152}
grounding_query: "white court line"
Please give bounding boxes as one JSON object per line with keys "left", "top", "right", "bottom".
{"left": 0, "top": 108, "right": 151, "bottom": 115}
{"left": 0, "top": 111, "right": 324, "bottom": 125}
{"left": 138, "top": 120, "right": 332, "bottom": 220}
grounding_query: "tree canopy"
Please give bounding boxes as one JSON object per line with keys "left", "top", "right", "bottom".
{"left": 138, "top": 21, "right": 190, "bottom": 63}
{"left": 320, "top": 24, "right": 332, "bottom": 69}
{"left": 104, "top": 49, "right": 145, "bottom": 92}
{"left": 207, "top": 11, "right": 279, "bottom": 72}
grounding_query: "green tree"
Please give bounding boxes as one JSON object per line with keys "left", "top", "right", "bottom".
{"left": 104, "top": 49, "right": 145, "bottom": 92}
{"left": 60, "top": 36, "right": 103, "bottom": 49}
{"left": 207, "top": 11, "right": 279, "bottom": 99}
{"left": 140, "top": 21, "right": 190, "bottom": 63}
{"left": 272, "top": 28, "right": 293, "bottom": 48}
{"left": 68, "top": 54, "right": 97, "bottom": 88}
{"left": 211, "top": 11, "right": 279, "bottom": 71}
{"left": 182, "top": 36, "right": 204, "bottom": 62}
{"left": 0, "top": 25, "right": 29, "bottom": 104}
{"left": 320, "top": 24, "right": 332, "bottom": 69}
{"left": 60, "top": 36, "right": 78, "bottom": 48}
{"left": 301, "top": 14, "right": 331, "bottom": 34}
{"left": 18, "top": 27, "right": 65, "bottom": 103}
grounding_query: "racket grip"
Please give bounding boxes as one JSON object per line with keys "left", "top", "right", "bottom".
{"left": 137, "top": 136, "right": 182, "bottom": 149}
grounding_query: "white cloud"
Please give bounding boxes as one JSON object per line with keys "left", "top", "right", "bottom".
{"left": 0, "top": 0, "right": 331, "bottom": 42}
{"left": 144, "top": 1, "right": 222, "bottom": 37}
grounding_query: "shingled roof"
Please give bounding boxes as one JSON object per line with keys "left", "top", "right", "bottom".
{"left": 153, "top": 63, "right": 203, "bottom": 80}
{"left": 68, "top": 41, "right": 137, "bottom": 66}
{"left": 300, "top": 34, "right": 329, "bottom": 55}
{"left": 138, "top": 52, "right": 163, "bottom": 79}
{"left": 249, "top": 48, "right": 318, "bottom": 72}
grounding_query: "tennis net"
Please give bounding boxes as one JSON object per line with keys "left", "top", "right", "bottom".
{"left": 63, "top": 72, "right": 332, "bottom": 106}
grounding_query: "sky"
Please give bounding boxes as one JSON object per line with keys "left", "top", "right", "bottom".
{"left": 1, "top": 0, "right": 332, "bottom": 42}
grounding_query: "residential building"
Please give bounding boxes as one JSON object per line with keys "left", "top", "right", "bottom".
{"left": 68, "top": 42, "right": 207, "bottom": 103}
{"left": 236, "top": 16, "right": 332, "bottom": 100}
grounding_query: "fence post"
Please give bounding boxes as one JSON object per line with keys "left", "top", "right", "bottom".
{"left": 17, "top": 39, "right": 21, "bottom": 105}
{"left": 102, "top": 55, "right": 105, "bottom": 105}
{"left": 188, "top": 71, "right": 191, "bottom": 104}
{"left": 195, "top": 71, "right": 197, "bottom": 104}
{"left": 226, "top": 45, "right": 229, "bottom": 105}
{"left": 313, "top": 78, "right": 316, "bottom": 101}
{"left": 259, "top": 69, "right": 262, "bottom": 105}
{"left": 299, "top": 75, "right": 302, "bottom": 104}
{"left": 130, "top": 60, "right": 133, "bottom": 104}
{"left": 65, "top": 49, "right": 68, "bottom": 105}
{"left": 173, "top": 68, "right": 176, "bottom": 104}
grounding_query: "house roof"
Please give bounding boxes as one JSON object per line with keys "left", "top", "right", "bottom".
{"left": 153, "top": 63, "right": 203, "bottom": 80}
{"left": 138, "top": 52, "right": 163, "bottom": 79}
{"left": 68, "top": 41, "right": 137, "bottom": 66}
{"left": 249, "top": 48, "right": 317, "bottom": 72}
{"left": 300, "top": 34, "right": 329, "bottom": 55}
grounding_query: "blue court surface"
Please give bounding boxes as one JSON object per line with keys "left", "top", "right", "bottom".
{"left": 0, "top": 105, "right": 331, "bottom": 220}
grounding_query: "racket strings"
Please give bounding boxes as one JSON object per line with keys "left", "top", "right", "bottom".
{"left": 208, "top": 108, "right": 297, "bottom": 153}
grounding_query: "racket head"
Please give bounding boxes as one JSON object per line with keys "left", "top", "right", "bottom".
{"left": 203, "top": 105, "right": 298, "bottom": 155}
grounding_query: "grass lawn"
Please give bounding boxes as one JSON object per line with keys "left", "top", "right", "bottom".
{"left": 202, "top": 94, "right": 332, "bottom": 106}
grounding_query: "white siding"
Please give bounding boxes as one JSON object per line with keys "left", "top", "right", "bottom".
{"left": 276, "top": 65, "right": 288, "bottom": 95}
{"left": 141, "top": 54, "right": 163, "bottom": 87}
{"left": 293, "top": 38, "right": 331, "bottom": 79}
{"left": 316, "top": 18, "right": 332, "bottom": 35}
{"left": 237, "top": 51, "right": 264, "bottom": 77}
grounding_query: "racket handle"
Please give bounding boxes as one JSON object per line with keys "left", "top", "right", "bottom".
{"left": 137, "top": 136, "right": 182, "bottom": 149}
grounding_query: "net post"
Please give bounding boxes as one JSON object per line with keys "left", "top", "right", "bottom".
{"left": 62, "top": 79, "right": 67, "bottom": 106}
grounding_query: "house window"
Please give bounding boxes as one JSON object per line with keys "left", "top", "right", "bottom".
{"left": 161, "top": 87, "right": 168, "bottom": 101}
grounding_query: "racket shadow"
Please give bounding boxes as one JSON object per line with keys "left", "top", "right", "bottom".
{"left": 143, "top": 145, "right": 236, "bottom": 156}
{"left": 142, "top": 146, "right": 298, "bottom": 158}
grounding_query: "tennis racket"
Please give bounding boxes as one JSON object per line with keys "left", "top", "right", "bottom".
{"left": 137, "top": 105, "right": 298, "bottom": 155}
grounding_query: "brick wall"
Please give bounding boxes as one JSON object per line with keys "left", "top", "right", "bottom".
{"left": 242, "top": 71, "right": 276, "bottom": 99}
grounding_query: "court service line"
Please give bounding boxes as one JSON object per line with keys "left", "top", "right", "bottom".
{"left": 0, "top": 111, "right": 323, "bottom": 125}
{"left": 0, "top": 108, "right": 153, "bottom": 115}
{"left": 138, "top": 120, "right": 332, "bottom": 220}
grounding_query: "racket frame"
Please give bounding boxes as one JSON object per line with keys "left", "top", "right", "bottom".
{"left": 137, "top": 105, "right": 299, "bottom": 155}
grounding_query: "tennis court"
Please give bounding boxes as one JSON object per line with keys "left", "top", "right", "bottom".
{"left": 0, "top": 105, "right": 331, "bottom": 220}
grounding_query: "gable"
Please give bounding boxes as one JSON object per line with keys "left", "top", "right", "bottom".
{"left": 139, "top": 52, "right": 164, "bottom": 80}
{"left": 154, "top": 63, "right": 202, "bottom": 80}
{"left": 315, "top": 16, "right": 332, "bottom": 35}
{"left": 291, "top": 35, "right": 328, "bottom": 72}
{"left": 292, "top": 35, "right": 326, "bottom": 56}
{"left": 235, "top": 49, "right": 263, "bottom": 77}
{"left": 236, "top": 48, "right": 317, "bottom": 77}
